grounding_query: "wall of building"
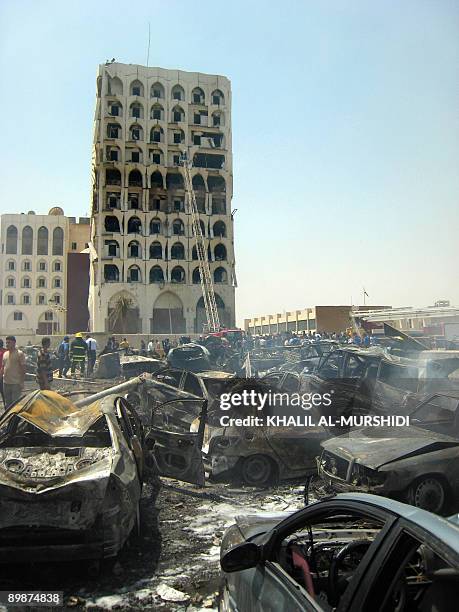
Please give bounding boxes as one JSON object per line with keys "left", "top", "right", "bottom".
{"left": 89, "top": 62, "right": 236, "bottom": 335}
{"left": 68, "top": 217, "right": 90, "bottom": 252}
{"left": 66, "top": 253, "right": 90, "bottom": 333}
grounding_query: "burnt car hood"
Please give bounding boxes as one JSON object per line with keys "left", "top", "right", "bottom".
{"left": 321, "top": 426, "right": 459, "bottom": 470}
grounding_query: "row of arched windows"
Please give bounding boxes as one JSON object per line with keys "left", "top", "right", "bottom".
{"left": 108, "top": 102, "right": 224, "bottom": 125}
{"left": 107, "top": 78, "right": 225, "bottom": 105}
{"left": 104, "top": 264, "right": 227, "bottom": 285}
{"left": 4, "top": 293, "right": 61, "bottom": 306}
{"left": 5, "top": 276, "right": 62, "bottom": 289}
{"left": 105, "top": 239, "right": 227, "bottom": 260}
{"left": 5, "top": 259, "right": 62, "bottom": 272}
{"left": 105, "top": 168, "right": 226, "bottom": 193}
{"left": 104, "top": 216, "right": 226, "bottom": 238}
{"left": 5, "top": 226, "right": 64, "bottom": 256}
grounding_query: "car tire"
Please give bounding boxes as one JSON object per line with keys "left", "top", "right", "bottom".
{"left": 240, "top": 454, "right": 276, "bottom": 487}
{"left": 408, "top": 477, "right": 446, "bottom": 514}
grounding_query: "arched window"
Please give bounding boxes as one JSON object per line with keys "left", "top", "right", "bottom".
{"left": 214, "top": 243, "right": 227, "bottom": 261}
{"left": 213, "top": 221, "right": 226, "bottom": 237}
{"left": 211, "top": 89, "right": 224, "bottom": 105}
{"left": 37, "top": 276, "right": 46, "bottom": 288}
{"left": 192, "top": 245, "right": 198, "bottom": 260}
{"left": 53, "top": 277, "right": 61, "bottom": 288}
{"left": 107, "top": 122, "right": 121, "bottom": 139}
{"left": 151, "top": 171, "right": 164, "bottom": 188}
{"left": 108, "top": 76, "right": 123, "bottom": 96}
{"left": 130, "top": 102, "right": 143, "bottom": 119}
{"left": 106, "top": 168, "right": 122, "bottom": 185}
{"left": 6, "top": 276, "right": 15, "bottom": 288}
{"left": 172, "top": 219, "right": 184, "bottom": 236}
{"left": 150, "top": 149, "right": 163, "bottom": 165}
{"left": 37, "top": 226, "right": 48, "bottom": 255}
{"left": 22, "top": 260, "right": 32, "bottom": 271}
{"left": 192, "top": 87, "right": 205, "bottom": 104}
{"left": 171, "top": 105, "right": 184, "bottom": 122}
{"left": 52, "top": 227, "right": 64, "bottom": 255}
{"left": 214, "top": 267, "right": 227, "bottom": 283}
{"left": 22, "top": 276, "right": 31, "bottom": 288}
{"left": 53, "top": 260, "right": 62, "bottom": 272}
{"left": 129, "top": 124, "right": 143, "bottom": 141}
{"left": 21, "top": 293, "right": 31, "bottom": 305}
{"left": 199, "top": 220, "right": 206, "bottom": 236}
{"left": 151, "top": 82, "right": 164, "bottom": 99}
{"left": 130, "top": 79, "right": 144, "bottom": 97}
{"left": 166, "top": 172, "right": 184, "bottom": 190}
{"left": 171, "top": 242, "right": 185, "bottom": 260}
{"left": 51, "top": 293, "right": 61, "bottom": 305}
{"left": 149, "top": 265, "right": 164, "bottom": 284}
{"left": 171, "top": 266, "right": 185, "bottom": 284}
{"left": 105, "top": 216, "right": 120, "bottom": 233}
{"left": 37, "top": 294, "right": 46, "bottom": 305}
{"left": 171, "top": 129, "right": 184, "bottom": 144}
{"left": 151, "top": 103, "right": 164, "bottom": 121}
{"left": 150, "top": 218, "right": 161, "bottom": 235}
{"left": 171, "top": 84, "right": 185, "bottom": 101}
{"left": 208, "top": 175, "right": 226, "bottom": 192}
{"left": 127, "top": 216, "right": 142, "bottom": 234}
{"left": 6, "top": 225, "right": 18, "bottom": 254}
{"left": 21, "top": 226, "right": 33, "bottom": 255}
{"left": 127, "top": 265, "right": 141, "bottom": 283}
{"left": 109, "top": 101, "right": 122, "bottom": 117}
{"left": 192, "top": 267, "right": 201, "bottom": 284}
{"left": 150, "top": 126, "right": 164, "bottom": 143}
{"left": 104, "top": 264, "right": 119, "bottom": 282}
{"left": 128, "top": 169, "right": 142, "bottom": 187}
{"left": 192, "top": 174, "right": 206, "bottom": 191}
{"left": 6, "top": 260, "right": 15, "bottom": 271}
{"left": 128, "top": 240, "right": 141, "bottom": 258}
{"left": 149, "top": 242, "right": 162, "bottom": 259}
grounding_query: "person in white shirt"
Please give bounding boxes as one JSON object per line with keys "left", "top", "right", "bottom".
{"left": 147, "top": 338, "right": 155, "bottom": 355}
{"left": 85, "top": 334, "right": 98, "bottom": 376}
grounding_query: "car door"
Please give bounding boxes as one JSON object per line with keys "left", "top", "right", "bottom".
{"left": 118, "top": 398, "right": 144, "bottom": 480}
{"left": 305, "top": 350, "right": 346, "bottom": 418}
{"left": 146, "top": 398, "right": 207, "bottom": 486}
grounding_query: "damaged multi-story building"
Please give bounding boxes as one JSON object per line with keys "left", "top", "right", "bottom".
{"left": 88, "top": 62, "right": 236, "bottom": 335}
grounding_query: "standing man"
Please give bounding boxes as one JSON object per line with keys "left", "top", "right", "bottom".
{"left": 147, "top": 338, "right": 155, "bottom": 356}
{"left": 85, "top": 333, "right": 98, "bottom": 376}
{"left": 70, "top": 333, "right": 88, "bottom": 377}
{"left": 36, "top": 337, "right": 53, "bottom": 390}
{"left": 0, "top": 340, "right": 6, "bottom": 407}
{"left": 57, "top": 336, "right": 71, "bottom": 378}
{"left": 0, "top": 336, "right": 26, "bottom": 409}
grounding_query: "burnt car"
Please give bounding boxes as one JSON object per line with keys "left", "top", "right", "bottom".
{"left": 219, "top": 493, "right": 459, "bottom": 612}
{"left": 314, "top": 393, "right": 459, "bottom": 514}
{"left": 266, "top": 341, "right": 340, "bottom": 376}
{"left": 167, "top": 343, "right": 212, "bottom": 372}
{"left": 0, "top": 389, "right": 144, "bottom": 562}
{"left": 120, "top": 354, "right": 165, "bottom": 378}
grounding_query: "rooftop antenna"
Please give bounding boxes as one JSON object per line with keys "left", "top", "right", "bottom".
{"left": 146, "top": 22, "right": 151, "bottom": 66}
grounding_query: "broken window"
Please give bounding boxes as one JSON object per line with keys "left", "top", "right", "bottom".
{"left": 131, "top": 151, "right": 140, "bottom": 163}
{"left": 194, "top": 113, "right": 201, "bottom": 125}
{"left": 128, "top": 194, "right": 139, "bottom": 209}
{"left": 207, "top": 175, "right": 226, "bottom": 193}
{"left": 151, "top": 127, "right": 163, "bottom": 143}
{"left": 211, "top": 89, "right": 224, "bottom": 105}
{"left": 104, "top": 216, "right": 121, "bottom": 233}
{"left": 150, "top": 265, "right": 164, "bottom": 283}
{"left": 106, "top": 168, "right": 121, "bottom": 185}
{"left": 107, "top": 194, "right": 120, "bottom": 209}
{"left": 151, "top": 171, "right": 164, "bottom": 188}
{"left": 109, "top": 148, "right": 119, "bottom": 161}
{"left": 192, "top": 267, "right": 201, "bottom": 284}
{"left": 171, "top": 242, "right": 185, "bottom": 259}
{"left": 173, "top": 132, "right": 182, "bottom": 144}
{"left": 172, "top": 219, "right": 185, "bottom": 236}
{"left": 213, "top": 221, "right": 226, "bottom": 237}
{"left": 128, "top": 241, "right": 140, "bottom": 258}
{"left": 166, "top": 172, "right": 184, "bottom": 190}
{"left": 150, "top": 218, "right": 161, "bottom": 234}
{"left": 107, "top": 123, "right": 120, "bottom": 138}
{"left": 128, "top": 265, "right": 141, "bottom": 282}
{"left": 150, "top": 242, "right": 162, "bottom": 259}
{"left": 192, "top": 87, "right": 205, "bottom": 104}
{"left": 171, "top": 266, "right": 185, "bottom": 283}
{"left": 173, "top": 198, "right": 184, "bottom": 212}
{"left": 128, "top": 170, "right": 142, "bottom": 187}
{"left": 173, "top": 154, "right": 180, "bottom": 165}
{"left": 127, "top": 216, "right": 142, "bottom": 234}
{"left": 131, "top": 126, "right": 141, "bottom": 141}
{"left": 172, "top": 85, "right": 184, "bottom": 101}
{"left": 131, "top": 80, "right": 143, "bottom": 97}
{"left": 131, "top": 103, "right": 142, "bottom": 118}
{"left": 110, "top": 103, "right": 120, "bottom": 116}
{"left": 214, "top": 243, "right": 227, "bottom": 261}
{"left": 105, "top": 240, "right": 119, "bottom": 257}
{"left": 152, "top": 152, "right": 161, "bottom": 164}
{"left": 193, "top": 153, "right": 225, "bottom": 169}
{"left": 193, "top": 134, "right": 201, "bottom": 146}
{"left": 212, "top": 112, "right": 221, "bottom": 127}
{"left": 192, "top": 174, "right": 206, "bottom": 191}
{"left": 104, "top": 264, "right": 119, "bottom": 282}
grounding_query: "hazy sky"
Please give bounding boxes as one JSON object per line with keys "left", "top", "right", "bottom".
{"left": 1, "top": 0, "right": 458, "bottom": 325}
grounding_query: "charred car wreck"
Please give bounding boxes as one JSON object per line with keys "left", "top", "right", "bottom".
{"left": 0, "top": 389, "right": 144, "bottom": 562}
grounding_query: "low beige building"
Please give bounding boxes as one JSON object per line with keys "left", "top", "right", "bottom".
{"left": 244, "top": 305, "right": 391, "bottom": 335}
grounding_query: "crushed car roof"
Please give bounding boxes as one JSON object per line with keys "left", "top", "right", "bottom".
{"left": 0, "top": 390, "right": 105, "bottom": 437}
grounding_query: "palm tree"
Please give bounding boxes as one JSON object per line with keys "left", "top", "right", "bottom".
{"left": 109, "top": 294, "right": 134, "bottom": 333}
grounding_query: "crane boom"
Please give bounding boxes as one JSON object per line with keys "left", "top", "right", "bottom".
{"left": 181, "top": 153, "right": 221, "bottom": 333}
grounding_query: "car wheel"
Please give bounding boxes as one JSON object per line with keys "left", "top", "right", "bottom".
{"left": 408, "top": 477, "right": 446, "bottom": 513}
{"left": 240, "top": 454, "right": 275, "bottom": 487}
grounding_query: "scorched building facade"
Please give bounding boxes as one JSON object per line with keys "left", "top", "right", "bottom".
{"left": 88, "top": 62, "right": 236, "bottom": 335}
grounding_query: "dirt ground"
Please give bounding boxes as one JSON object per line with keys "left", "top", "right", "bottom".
{"left": 0, "top": 474, "right": 305, "bottom": 611}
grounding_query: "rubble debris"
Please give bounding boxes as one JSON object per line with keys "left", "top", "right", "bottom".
{"left": 156, "top": 583, "right": 190, "bottom": 603}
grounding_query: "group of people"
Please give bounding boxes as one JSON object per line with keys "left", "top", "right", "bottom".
{"left": 56, "top": 333, "right": 98, "bottom": 378}
{"left": 249, "top": 329, "right": 376, "bottom": 349}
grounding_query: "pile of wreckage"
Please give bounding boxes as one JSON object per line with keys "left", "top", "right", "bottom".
{"left": 2, "top": 331, "right": 459, "bottom": 608}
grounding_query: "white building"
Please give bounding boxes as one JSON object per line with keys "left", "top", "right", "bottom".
{"left": 0, "top": 208, "right": 90, "bottom": 336}
{"left": 88, "top": 62, "right": 236, "bottom": 335}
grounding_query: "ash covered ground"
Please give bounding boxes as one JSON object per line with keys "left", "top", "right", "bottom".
{"left": 0, "top": 471, "right": 305, "bottom": 611}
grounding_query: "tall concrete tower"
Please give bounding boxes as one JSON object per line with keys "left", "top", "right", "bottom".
{"left": 88, "top": 62, "right": 236, "bottom": 335}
